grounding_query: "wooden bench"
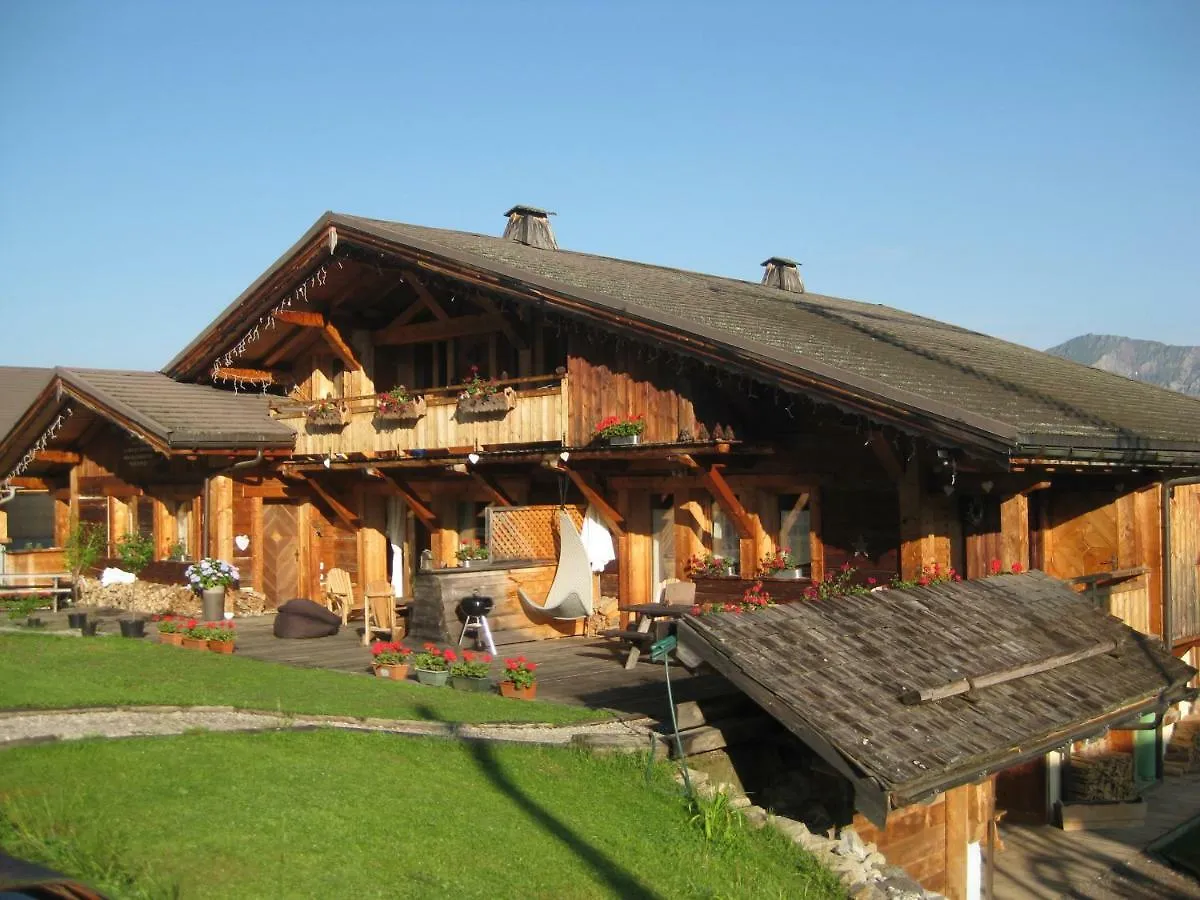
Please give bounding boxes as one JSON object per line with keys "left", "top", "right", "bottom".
{"left": 0, "top": 572, "right": 73, "bottom": 612}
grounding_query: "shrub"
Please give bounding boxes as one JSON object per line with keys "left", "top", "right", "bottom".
{"left": 115, "top": 532, "right": 154, "bottom": 574}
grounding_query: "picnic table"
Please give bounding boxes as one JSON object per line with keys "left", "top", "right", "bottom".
{"left": 602, "top": 603, "right": 695, "bottom": 670}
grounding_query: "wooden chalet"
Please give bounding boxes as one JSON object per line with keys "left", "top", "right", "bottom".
{"left": 3, "top": 206, "right": 1200, "bottom": 898}
{"left": 0, "top": 367, "right": 55, "bottom": 569}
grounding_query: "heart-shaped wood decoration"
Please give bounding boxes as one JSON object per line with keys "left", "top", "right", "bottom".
{"left": 234, "top": 534, "right": 250, "bottom": 552}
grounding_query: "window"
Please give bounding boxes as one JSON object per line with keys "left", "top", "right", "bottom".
{"left": 711, "top": 504, "right": 739, "bottom": 562}
{"left": 777, "top": 494, "right": 812, "bottom": 571}
{"left": 456, "top": 502, "right": 490, "bottom": 551}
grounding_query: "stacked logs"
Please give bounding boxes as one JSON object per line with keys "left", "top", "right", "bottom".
{"left": 1066, "top": 752, "right": 1136, "bottom": 802}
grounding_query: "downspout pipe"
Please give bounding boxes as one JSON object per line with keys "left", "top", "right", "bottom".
{"left": 1162, "top": 474, "right": 1200, "bottom": 652}
{"left": 202, "top": 450, "right": 266, "bottom": 558}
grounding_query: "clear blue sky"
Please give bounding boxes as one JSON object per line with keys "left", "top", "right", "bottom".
{"left": 1, "top": 1, "right": 1197, "bottom": 370}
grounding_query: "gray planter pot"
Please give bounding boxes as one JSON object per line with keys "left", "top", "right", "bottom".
{"left": 201, "top": 587, "right": 226, "bottom": 621}
{"left": 457, "top": 393, "right": 511, "bottom": 417}
{"left": 415, "top": 668, "right": 450, "bottom": 687}
{"left": 607, "top": 434, "right": 641, "bottom": 446}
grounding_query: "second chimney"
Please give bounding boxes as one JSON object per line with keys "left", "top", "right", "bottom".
{"left": 502, "top": 205, "right": 558, "bottom": 250}
{"left": 761, "top": 256, "right": 804, "bottom": 293}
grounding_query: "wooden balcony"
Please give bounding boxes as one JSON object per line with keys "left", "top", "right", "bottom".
{"left": 284, "top": 376, "right": 567, "bottom": 458}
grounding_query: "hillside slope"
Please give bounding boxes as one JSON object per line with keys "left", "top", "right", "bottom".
{"left": 1047, "top": 334, "right": 1200, "bottom": 397}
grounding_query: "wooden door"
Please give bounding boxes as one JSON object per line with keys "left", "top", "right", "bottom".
{"left": 1044, "top": 492, "right": 1119, "bottom": 578}
{"left": 262, "top": 503, "right": 301, "bottom": 606}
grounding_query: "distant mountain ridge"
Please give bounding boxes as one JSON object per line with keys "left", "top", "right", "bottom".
{"left": 1047, "top": 334, "right": 1200, "bottom": 397}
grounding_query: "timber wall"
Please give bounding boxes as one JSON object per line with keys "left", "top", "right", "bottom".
{"left": 1171, "top": 483, "right": 1200, "bottom": 644}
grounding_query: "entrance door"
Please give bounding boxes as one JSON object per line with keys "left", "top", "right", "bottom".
{"left": 262, "top": 503, "right": 301, "bottom": 606}
{"left": 1044, "top": 492, "right": 1119, "bottom": 579}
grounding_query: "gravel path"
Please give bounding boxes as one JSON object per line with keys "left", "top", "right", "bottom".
{"left": 0, "top": 706, "right": 656, "bottom": 748}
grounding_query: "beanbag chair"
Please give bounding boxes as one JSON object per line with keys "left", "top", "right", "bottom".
{"left": 273, "top": 598, "right": 341, "bottom": 639}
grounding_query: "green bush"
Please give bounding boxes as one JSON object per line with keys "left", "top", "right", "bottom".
{"left": 115, "top": 531, "right": 154, "bottom": 573}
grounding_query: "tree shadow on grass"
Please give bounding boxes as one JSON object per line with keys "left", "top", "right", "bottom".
{"left": 412, "top": 702, "right": 660, "bottom": 899}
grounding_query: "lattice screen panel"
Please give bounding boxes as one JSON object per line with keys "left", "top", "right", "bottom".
{"left": 488, "top": 505, "right": 585, "bottom": 562}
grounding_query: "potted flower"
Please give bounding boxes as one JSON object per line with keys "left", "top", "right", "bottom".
{"left": 456, "top": 541, "right": 489, "bottom": 568}
{"left": 593, "top": 414, "right": 645, "bottom": 446}
{"left": 456, "top": 366, "right": 513, "bottom": 416}
{"left": 371, "top": 641, "right": 412, "bottom": 679}
{"left": 181, "top": 619, "right": 208, "bottom": 651}
{"left": 306, "top": 397, "right": 347, "bottom": 428}
{"left": 499, "top": 656, "right": 538, "bottom": 700}
{"left": 685, "top": 553, "right": 737, "bottom": 579}
{"left": 185, "top": 558, "right": 239, "bottom": 621}
{"left": 411, "top": 643, "right": 452, "bottom": 686}
{"left": 450, "top": 650, "right": 493, "bottom": 692}
{"left": 118, "top": 617, "right": 146, "bottom": 639}
{"left": 375, "top": 385, "right": 425, "bottom": 423}
{"left": 760, "top": 548, "right": 805, "bottom": 579}
{"left": 205, "top": 620, "right": 236, "bottom": 654}
{"left": 153, "top": 614, "right": 185, "bottom": 646}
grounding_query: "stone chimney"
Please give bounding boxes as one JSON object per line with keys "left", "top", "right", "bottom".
{"left": 502, "top": 205, "right": 557, "bottom": 250}
{"left": 761, "top": 256, "right": 804, "bottom": 293}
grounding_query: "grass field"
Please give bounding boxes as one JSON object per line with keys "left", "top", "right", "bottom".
{"left": 0, "top": 634, "right": 601, "bottom": 725}
{"left": 0, "top": 730, "right": 845, "bottom": 899}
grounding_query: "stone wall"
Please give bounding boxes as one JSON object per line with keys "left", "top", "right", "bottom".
{"left": 78, "top": 576, "right": 269, "bottom": 617}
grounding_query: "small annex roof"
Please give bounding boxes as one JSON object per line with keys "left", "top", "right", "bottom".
{"left": 0, "top": 367, "right": 54, "bottom": 444}
{"left": 678, "top": 571, "right": 1194, "bottom": 823}
{"left": 165, "top": 211, "right": 1200, "bottom": 464}
{"left": 57, "top": 369, "right": 294, "bottom": 450}
{"left": 0, "top": 368, "right": 294, "bottom": 476}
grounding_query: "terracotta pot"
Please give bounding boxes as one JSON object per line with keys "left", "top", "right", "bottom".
{"left": 159, "top": 631, "right": 184, "bottom": 646}
{"left": 415, "top": 667, "right": 449, "bottom": 687}
{"left": 207, "top": 640, "right": 235, "bottom": 654}
{"left": 500, "top": 681, "right": 537, "bottom": 701}
{"left": 181, "top": 637, "right": 208, "bottom": 651}
{"left": 374, "top": 663, "right": 409, "bottom": 680}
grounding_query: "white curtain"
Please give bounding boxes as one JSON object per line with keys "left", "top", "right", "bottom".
{"left": 386, "top": 497, "right": 406, "bottom": 597}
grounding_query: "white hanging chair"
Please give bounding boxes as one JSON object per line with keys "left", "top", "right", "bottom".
{"left": 517, "top": 510, "right": 595, "bottom": 621}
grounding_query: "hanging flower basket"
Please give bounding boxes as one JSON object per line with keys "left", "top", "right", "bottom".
{"left": 375, "top": 395, "right": 426, "bottom": 424}
{"left": 457, "top": 389, "right": 514, "bottom": 418}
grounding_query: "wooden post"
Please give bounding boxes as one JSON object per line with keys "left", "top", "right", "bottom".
{"left": 152, "top": 496, "right": 173, "bottom": 560}
{"left": 899, "top": 463, "right": 952, "bottom": 580}
{"left": 945, "top": 784, "right": 969, "bottom": 900}
{"left": 53, "top": 490, "right": 70, "bottom": 547}
{"left": 431, "top": 500, "right": 458, "bottom": 568}
{"left": 249, "top": 496, "right": 264, "bottom": 592}
{"left": 109, "top": 496, "right": 132, "bottom": 556}
{"left": 999, "top": 493, "right": 1030, "bottom": 573}
{"left": 809, "top": 488, "right": 825, "bottom": 582}
{"left": 208, "top": 475, "right": 235, "bottom": 563}
{"left": 357, "top": 487, "right": 389, "bottom": 588}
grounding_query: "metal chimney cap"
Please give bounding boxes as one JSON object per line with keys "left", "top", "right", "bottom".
{"left": 503, "top": 205, "right": 554, "bottom": 218}
{"left": 761, "top": 256, "right": 800, "bottom": 268}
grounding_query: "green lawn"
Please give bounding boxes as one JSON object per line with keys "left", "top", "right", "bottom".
{"left": 0, "top": 730, "right": 844, "bottom": 899}
{"left": 0, "top": 634, "right": 601, "bottom": 725}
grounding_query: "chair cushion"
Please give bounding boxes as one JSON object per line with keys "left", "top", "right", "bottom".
{"left": 277, "top": 597, "right": 341, "bottom": 625}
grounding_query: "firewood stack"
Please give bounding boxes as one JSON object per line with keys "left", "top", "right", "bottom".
{"left": 1066, "top": 752, "right": 1136, "bottom": 802}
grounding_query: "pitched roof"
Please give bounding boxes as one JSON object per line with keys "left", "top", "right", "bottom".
{"left": 679, "top": 571, "right": 1193, "bottom": 819}
{"left": 0, "top": 367, "right": 53, "bottom": 443}
{"left": 167, "top": 212, "right": 1200, "bottom": 463}
{"left": 56, "top": 369, "right": 294, "bottom": 450}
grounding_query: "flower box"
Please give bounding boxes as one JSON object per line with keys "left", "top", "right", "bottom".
{"left": 306, "top": 404, "right": 348, "bottom": 428}
{"left": 451, "top": 675, "right": 493, "bottom": 692}
{"left": 456, "top": 390, "right": 514, "bottom": 417}
{"left": 415, "top": 668, "right": 450, "bottom": 687}
{"left": 500, "top": 682, "right": 537, "bottom": 701}
{"left": 607, "top": 434, "right": 641, "bottom": 446}
{"left": 375, "top": 396, "right": 426, "bottom": 423}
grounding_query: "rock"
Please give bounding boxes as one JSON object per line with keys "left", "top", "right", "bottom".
{"left": 571, "top": 733, "right": 668, "bottom": 759}
{"left": 865, "top": 851, "right": 887, "bottom": 869}
{"left": 829, "top": 857, "right": 873, "bottom": 885}
{"left": 743, "top": 805, "right": 769, "bottom": 828}
{"left": 878, "top": 873, "right": 929, "bottom": 898}
{"left": 770, "top": 816, "right": 810, "bottom": 840}
{"left": 794, "top": 831, "right": 838, "bottom": 855}
{"left": 837, "top": 827, "right": 869, "bottom": 861}
{"left": 849, "top": 883, "right": 889, "bottom": 900}
{"left": 728, "top": 795, "right": 751, "bottom": 809}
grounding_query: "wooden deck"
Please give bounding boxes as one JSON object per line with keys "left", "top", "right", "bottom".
{"left": 231, "top": 616, "right": 732, "bottom": 718}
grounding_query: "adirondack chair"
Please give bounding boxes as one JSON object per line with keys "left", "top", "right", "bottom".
{"left": 517, "top": 510, "right": 594, "bottom": 621}
{"left": 324, "top": 567, "right": 354, "bottom": 625}
{"left": 362, "top": 579, "right": 400, "bottom": 645}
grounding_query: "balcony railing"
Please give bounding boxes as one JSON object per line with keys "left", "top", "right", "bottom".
{"left": 281, "top": 374, "right": 567, "bottom": 458}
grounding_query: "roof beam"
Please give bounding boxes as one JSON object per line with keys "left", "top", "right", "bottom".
{"left": 377, "top": 472, "right": 438, "bottom": 528}
{"left": 470, "top": 472, "right": 514, "bottom": 507}
{"left": 678, "top": 455, "right": 753, "bottom": 539}
{"left": 375, "top": 313, "right": 505, "bottom": 346}
{"left": 403, "top": 270, "right": 450, "bottom": 321}
{"left": 211, "top": 366, "right": 291, "bottom": 385}
{"left": 556, "top": 465, "right": 624, "bottom": 537}
{"left": 302, "top": 476, "right": 361, "bottom": 529}
{"left": 868, "top": 431, "right": 905, "bottom": 482}
{"left": 470, "top": 294, "right": 528, "bottom": 350}
{"left": 263, "top": 327, "right": 323, "bottom": 368}
{"left": 33, "top": 450, "right": 80, "bottom": 465}
{"left": 275, "top": 310, "right": 326, "bottom": 328}
{"left": 320, "top": 321, "right": 362, "bottom": 371}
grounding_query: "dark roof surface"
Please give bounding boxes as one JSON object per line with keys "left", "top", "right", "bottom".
{"left": 58, "top": 369, "right": 294, "bottom": 449}
{"left": 679, "top": 571, "right": 1193, "bottom": 808}
{"left": 334, "top": 215, "right": 1200, "bottom": 458}
{"left": 0, "top": 367, "right": 53, "bottom": 443}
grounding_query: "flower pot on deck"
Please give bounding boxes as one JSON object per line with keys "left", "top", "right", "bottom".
{"left": 81, "top": 621, "right": 99, "bottom": 637}
{"left": 159, "top": 632, "right": 184, "bottom": 646}
{"left": 373, "top": 663, "right": 409, "bottom": 680}
{"left": 207, "top": 640, "right": 235, "bottom": 654}
{"left": 456, "top": 391, "right": 513, "bottom": 418}
{"left": 606, "top": 434, "right": 641, "bottom": 447}
{"left": 451, "top": 675, "right": 492, "bottom": 693}
{"left": 415, "top": 668, "right": 450, "bottom": 687}
{"left": 201, "top": 588, "right": 226, "bottom": 621}
{"left": 500, "top": 682, "right": 537, "bottom": 701}
{"left": 118, "top": 619, "right": 145, "bottom": 638}
{"left": 181, "top": 637, "right": 208, "bottom": 651}
{"left": 67, "top": 612, "right": 88, "bottom": 630}
{"left": 375, "top": 397, "right": 426, "bottom": 424}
